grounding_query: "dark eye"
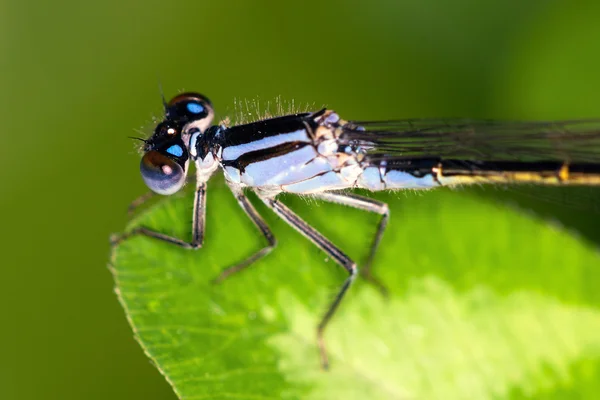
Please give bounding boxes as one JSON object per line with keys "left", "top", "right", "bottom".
{"left": 140, "top": 151, "right": 187, "bottom": 195}
{"left": 153, "top": 121, "right": 179, "bottom": 138}
{"left": 166, "top": 92, "right": 213, "bottom": 124}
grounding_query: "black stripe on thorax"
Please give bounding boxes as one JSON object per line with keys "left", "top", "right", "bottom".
{"left": 221, "top": 141, "right": 310, "bottom": 172}
{"left": 222, "top": 113, "right": 317, "bottom": 147}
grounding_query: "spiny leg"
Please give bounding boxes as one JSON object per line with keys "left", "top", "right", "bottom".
{"left": 112, "top": 182, "right": 207, "bottom": 249}
{"left": 313, "top": 192, "right": 389, "bottom": 296}
{"left": 213, "top": 186, "right": 277, "bottom": 283}
{"left": 260, "top": 196, "right": 357, "bottom": 370}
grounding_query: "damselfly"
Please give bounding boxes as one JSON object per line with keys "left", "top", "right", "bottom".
{"left": 115, "top": 92, "right": 600, "bottom": 369}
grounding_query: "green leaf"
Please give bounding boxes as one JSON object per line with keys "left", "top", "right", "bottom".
{"left": 110, "top": 176, "right": 600, "bottom": 399}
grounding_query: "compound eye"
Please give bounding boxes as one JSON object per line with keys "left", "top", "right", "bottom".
{"left": 166, "top": 92, "right": 213, "bottom": 124}
{"left": 156, "top": 121, "right": 179, "bottom": 137}
{"left": 140, "top": 151, "right": 186, "bottom": 195}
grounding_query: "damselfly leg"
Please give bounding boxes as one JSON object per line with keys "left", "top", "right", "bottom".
{"left": 312, "top": 192, "right": 390, "bottom": 296}
{"left": 259, "top": 196, "right": 358, "bottom": 370}
{"left": 112, "top": 182, "right": 207, "bottom": 249}
{"left": 214, "top": 190, "right": 390, "bottom": 293}
{"left": 127, "top": 191, "right": 156, "bottom": 215}
{"left": 212, "top": 186, "right": 277, "bottom": 283}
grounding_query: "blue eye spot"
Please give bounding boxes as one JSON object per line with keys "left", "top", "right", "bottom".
{"left": 166, "top": 145, "right": 184, "bottom": 157}
{"left": 187, "top": 102, "right": 204, "bottom": 114}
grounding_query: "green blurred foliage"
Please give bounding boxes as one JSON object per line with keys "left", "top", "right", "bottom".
{"left": 2, "top": 0, "right": 600, "bottom": 399}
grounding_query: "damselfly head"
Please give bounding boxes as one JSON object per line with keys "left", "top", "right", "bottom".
{"left": 139, "top": 92, "right": 216, "bottom": 194}
{"left": 165, "top": 92, "right": 214, "bottom": 134}
{"left": 140, "top": 127, "right": 189, "bottom": 195}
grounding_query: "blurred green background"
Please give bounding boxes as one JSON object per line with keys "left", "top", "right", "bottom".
{"left": 3, "top": 0, "right": 600, "bottom": 399}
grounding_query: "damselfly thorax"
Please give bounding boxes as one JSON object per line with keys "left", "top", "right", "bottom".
{"left": 115, "top": 92, "right": 600, "bottom": 369}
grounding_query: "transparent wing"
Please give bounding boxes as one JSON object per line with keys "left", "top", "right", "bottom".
{"left": 341, "top": 118, "right": 600, "bottom": 163}
{"left": 341, "top": 118, "right": 600, "bottom": 216}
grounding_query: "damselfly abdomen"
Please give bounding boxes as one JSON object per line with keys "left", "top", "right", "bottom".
{"left": 115, "top": 92, "right": 600, "bottom": 369}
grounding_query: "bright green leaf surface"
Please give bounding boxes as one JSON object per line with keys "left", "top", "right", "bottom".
{"left": 111, "top": 177, "right": 600, "bottom": 399}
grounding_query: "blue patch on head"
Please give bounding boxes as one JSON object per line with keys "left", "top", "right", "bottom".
{"left": 187, "top": 103, "right": 204, "bottom": 114}
{"left": 166, "top": 145, "right": 184, "bottom": 157}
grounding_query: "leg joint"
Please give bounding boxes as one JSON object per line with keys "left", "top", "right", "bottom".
{"left": 380, "top": 203, "right": 390, "bottom": 216}
{"left": 266, "top": 234, "right": 277, "bottom": 247}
